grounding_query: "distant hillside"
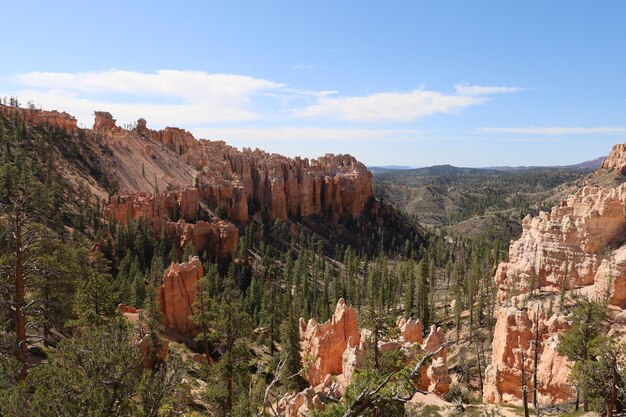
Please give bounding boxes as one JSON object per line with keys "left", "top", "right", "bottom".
{"left": 373, "top": 159, "right": 604, "bottom": 242}
{"left": 485, "top": 156, "right": 605, "bottom": 172}
{"left": 369, "top": 165, "right": 417, "bottom": 174}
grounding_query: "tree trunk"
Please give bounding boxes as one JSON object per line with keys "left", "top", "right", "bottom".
{"left": 520, "top": 350, "right": 530, "bottom": 417}
{"left": 227, "top": 373, "right": 233, "bottom": 412}
{"left": 607, "top": 360, "right": 618, "bottom": 417}
{"left": 533, "top": 305, "right": 540, "bottom": 416}
{"left": 475, "top": 339, "right": 483, "bottom": 397}
{"left": 374, "top": 330, "right": 380, "bottom": 370}
{"left": 15, "top": 221, "right": 27, "bottom": 363}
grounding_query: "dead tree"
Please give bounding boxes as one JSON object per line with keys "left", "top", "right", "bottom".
{"left": 533, "top": 304, "right": 540, "bottom": 417}
{"left": 520, "top": 349, "right": 530, "bottom": 417}
{"left": 257, "top": 355, "right": 302, "bottom": 417}
{"left": 476, "top": 337, "right": 484, "bottom": 397}
{"left": 340, "top": 340, "right": 450, "bottom": 417}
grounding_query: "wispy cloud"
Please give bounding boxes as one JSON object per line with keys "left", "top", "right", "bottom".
{"left": 193, "top": 127, "right": 423, "bottom": 142}
{"left": 454, "top": 84, "right": 524, "bottom": 96}
{"left": 8, "top": 69, "right": 285, "bottom": 126}
{"left": 294, "top": 84, "right": 521, "bottom": 122}
{"left": 480, "top": 127, "right": 626, "bottom": 135}
{"left": 4, "top": 69, "right": 522, "bottom": 131}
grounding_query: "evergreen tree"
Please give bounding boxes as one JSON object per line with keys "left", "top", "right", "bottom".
{"left": 204, "top": 266, "right": 252, "bottom": 414}
{"left": 559, "top": 297, "right": 610, "bottom": 411}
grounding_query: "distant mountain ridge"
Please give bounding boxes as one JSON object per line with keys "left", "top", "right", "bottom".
{"left": 371, "top": 157, "right": 605, "bottom": 176}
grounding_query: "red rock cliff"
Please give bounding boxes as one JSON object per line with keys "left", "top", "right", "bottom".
{"left": 128, "top": 117, "right": 373, "bottom": 224}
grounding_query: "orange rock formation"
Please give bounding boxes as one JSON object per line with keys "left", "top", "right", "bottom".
{"left": 484, "top": 148, "right": 626, "bottom": 405}
{"left": 299, "top": 298, "right": 361, "bottom": 386}
{"left": 103, "top": 115, "right": 372, "bottom": 225}
{"left": 0, "top": 103, "right": 78, "bottom": 131}
{"left": 157, "top": 258, "right": 203, "bottom": 338}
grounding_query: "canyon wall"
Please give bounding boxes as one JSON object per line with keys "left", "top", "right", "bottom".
{"left": 484, "top": 149, "right": 626, "bottom": 405}
{"left": 126, "top": 116, "right": 373, "bottom": 224}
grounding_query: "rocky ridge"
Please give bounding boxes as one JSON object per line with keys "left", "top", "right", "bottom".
{"left": 0, "top": 104, "right": 78, "bottom": 131}
{"left": 91, "top": 111, "right": 373, "bottom": 225}
{"left": 484, "top": 145, "right": 626, "bottom": 405}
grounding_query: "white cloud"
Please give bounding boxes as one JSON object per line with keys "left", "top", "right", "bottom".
{"left": 454, "top": 84, "right": 524, "bottom": 96}
{"left": 294, "top": 84, "right": 521, "bottom": 122}
{"left": 193, "top": 127, "right": 423, "bottom": 142}
{"left": 5, "top": 69, "right": 522, "bottom": 128}
{"left": 8, "top": 69, "right": 284, "bottom": 127}
{"left": 480, "top": 127, "right": 626, "bottom": 135}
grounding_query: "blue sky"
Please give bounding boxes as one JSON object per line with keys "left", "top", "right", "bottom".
{"left": 2, "top": 1, "right": 626, "bottom": 167}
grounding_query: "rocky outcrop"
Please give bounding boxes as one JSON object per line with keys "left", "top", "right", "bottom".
{"left": 300, "top": 299, "right": 361, "bottom": 386}
{"left": 136, "top": 118, "right": 197, "bottom": 155}
{"left": 158, "top": 258, "right": 203, "bottom": 338}
{"left": 93, "top": 111, "right": 123, "bottom": 134}
{"left": 601, "top": 143, "right": 626, "bottom": 174}
{"left": 283, "top": 304, "right": 450, "bottom": 417}
{"left": 131, "top": 117, "right": 373, "bottom": 224}
{"left": 493, "top": 185, "right": 626, "bottom": 301}
{"left": 419, "top": 326, "right": 451, "bottom": 395}
{"left": 397, "top": 317, "right": 423, "bottom": 344}
{"left": 276, "top": 388, "right": 324, "bottom": 417}
{"left": 105, "top": 188, "right": 238, "bottom": 260}
{"left": 484, "top": 182, "right": 626, "bottom": 405}
{"left": 484, "top": 305, "right": 571, "bottom": 404}
{"left": 0, "top": 103, "right": 78, "bottom": 131}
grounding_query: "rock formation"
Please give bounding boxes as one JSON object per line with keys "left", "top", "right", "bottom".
{"left": 93, "top": 111, "right": 122, "bottom": 134}
{"left": 397, "top": 317, "right": 423, "bottom": 344}
{"left": 158, "top": 258, "right": 203, "bottom": 338}
{"left": 484, "top": 148, "right": 626, "bottom": 405}
{"left": 276, "top": 388, "right": 324, "bottom": 417}
{"left": 284, "top": 305, "right": 450, "bottom": 417}
{"left": 600, "top": 142, "right": 626, "bottom": 174}
{"left": 105, "top": 189, "right": 239, "bottom": 260}
{"left": 299, "top": 298, "right": 361, "bottom": 386}
{"left": 0, "top": 103, "right": 78, "bottom": 131}
{"left": 117, "top": 116, "right": 372, "bottom": 224}
{"left": 484, "top": 305, "right": 571, "bottom": 404}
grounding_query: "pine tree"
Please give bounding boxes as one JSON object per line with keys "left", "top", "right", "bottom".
{"left": 281, "top": 303, "right": 306, "bottom": 390}
{"left": 192, "top": 265, "right": 218, "bottom": 360}
{"left": 415, "top": 258, "right": 430, "bottom": 332}
{"left": 205, "top": 266, "right": 252, "bottom": 414}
